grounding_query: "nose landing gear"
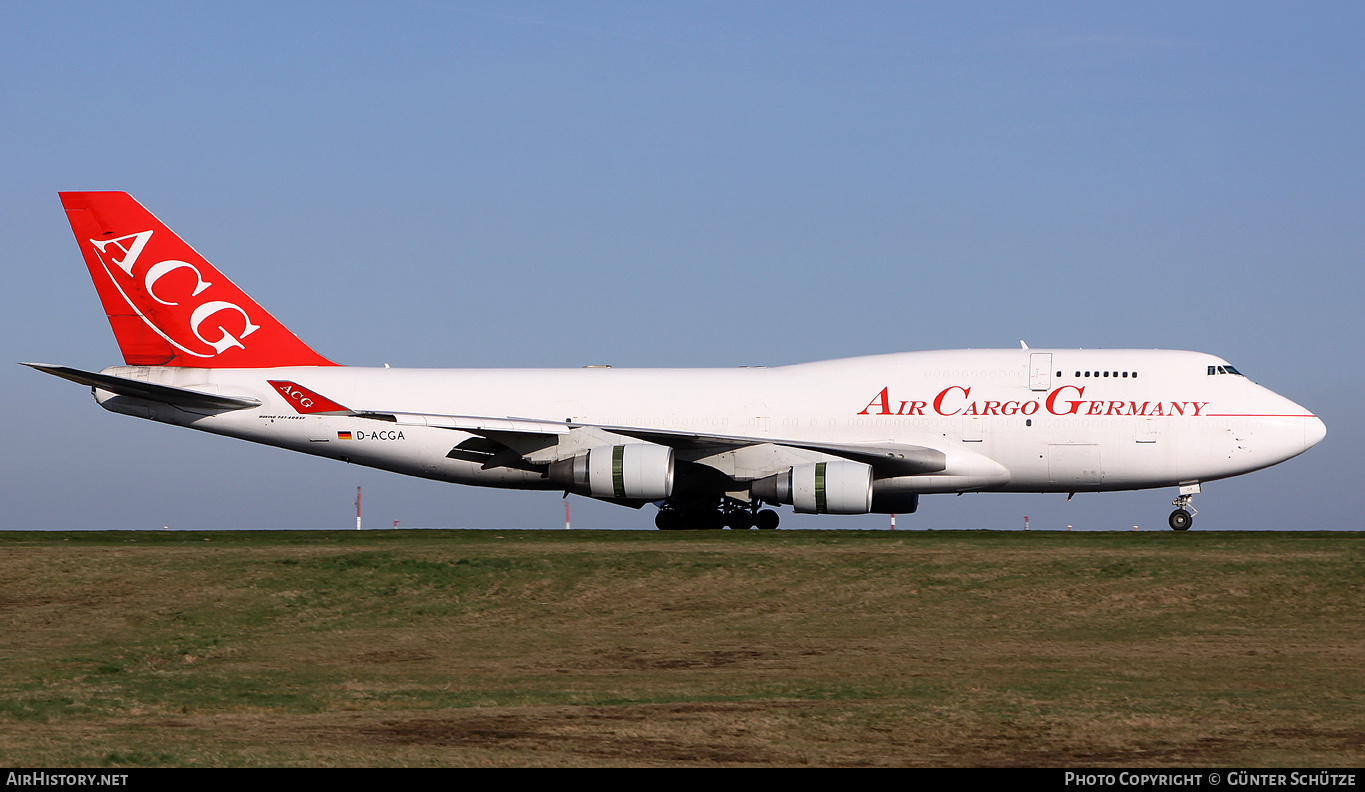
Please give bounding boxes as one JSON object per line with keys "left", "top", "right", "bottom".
{"left": 1169, "top": 485, "right": 1200, "bottom": 531}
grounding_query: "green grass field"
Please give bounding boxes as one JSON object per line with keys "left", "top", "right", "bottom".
{"left": 0, "top": 529, "right": 1360, "bottom": 767}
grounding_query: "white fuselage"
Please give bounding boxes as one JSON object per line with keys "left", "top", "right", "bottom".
{"left": 94, "top": 348, "right": 1325, "bottom": 500}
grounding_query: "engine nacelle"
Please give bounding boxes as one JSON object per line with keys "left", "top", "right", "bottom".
{"left": 751, "top": 460, "right": 873, "bottom": 514}
{"left": 548, "top": 444, "right": 674, "bottom": 501}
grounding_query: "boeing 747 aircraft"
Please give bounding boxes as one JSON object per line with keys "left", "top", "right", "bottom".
{"left": 28, "top": 192, "right": 1326, "bottom": 530}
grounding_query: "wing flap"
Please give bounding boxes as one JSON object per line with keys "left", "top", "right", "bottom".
{"left": 356, "top": 411, "right": 571, "bottom": 436}
{"left": 607, "top": 427, "right": 946, "bottom": 476}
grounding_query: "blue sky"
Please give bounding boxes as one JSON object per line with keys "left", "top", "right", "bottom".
{"left": 3, "top": 2, "right": 1361, "bottom": 531}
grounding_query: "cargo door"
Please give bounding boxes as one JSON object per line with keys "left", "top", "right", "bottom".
{"left": 1048, "top": 444, "right": 1102, "bottom": 486}
{"left": 1029, "top": 353, "right": 1053, "bottom": 391}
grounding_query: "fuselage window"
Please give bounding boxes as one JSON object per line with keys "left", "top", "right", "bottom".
{"left": 1071, "top": 369, "right": 1139, "bottom": 379}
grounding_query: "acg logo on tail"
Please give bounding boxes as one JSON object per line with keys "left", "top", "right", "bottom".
{"left": 89, "top": 230, "right": 259, "bottom": 358}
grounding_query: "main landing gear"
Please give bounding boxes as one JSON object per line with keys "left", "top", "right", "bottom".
{"left": 655, "top": 497, "right": 780, "bottom": 531}
{"left": 1169, "top": 485, "right": 1200, "bottom": 531}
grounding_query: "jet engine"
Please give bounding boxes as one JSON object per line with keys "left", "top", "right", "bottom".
{"left": 751, "top": 460, "right": 873, "bottom": 514}
{"left": 548, "top": 443, "right": 674, "bottom": 500}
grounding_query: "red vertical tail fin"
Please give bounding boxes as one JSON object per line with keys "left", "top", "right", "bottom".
{"left": 59, "top": 191, "right": 337, "bottom": 368}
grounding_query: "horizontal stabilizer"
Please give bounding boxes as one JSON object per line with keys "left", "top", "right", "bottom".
{"left": 23, "top": 363, "right": 261, "bottom": 411}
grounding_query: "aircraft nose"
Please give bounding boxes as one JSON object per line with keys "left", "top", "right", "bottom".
{"left": 1305, "top": 415, "right": 1327, "bottom": 451}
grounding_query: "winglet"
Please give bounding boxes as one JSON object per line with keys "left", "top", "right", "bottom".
{"left": 59, "top": 192, "right": 338, "bottom": 368}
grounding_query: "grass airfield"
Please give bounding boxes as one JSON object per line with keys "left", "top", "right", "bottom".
{"left": 0, "top": 528, "right": 1361, "bottom": 767}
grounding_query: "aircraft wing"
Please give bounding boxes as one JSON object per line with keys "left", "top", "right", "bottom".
{"left": 600, "top": 425, "right": 946, "bottom": 477}
{"left": 356, "top": 409, "right": 946, "bottom": 477}
{"left": 23, "top": 363, "right": 262, "bottom": 411}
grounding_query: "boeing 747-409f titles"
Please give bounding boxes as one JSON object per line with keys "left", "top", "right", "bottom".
{"left": 28, "top": 192, "right": 1326, "bottom": 530}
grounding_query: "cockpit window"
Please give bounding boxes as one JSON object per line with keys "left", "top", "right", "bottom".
{"left": 1208, "top": 365, "right": 1244, "bottom": 376}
